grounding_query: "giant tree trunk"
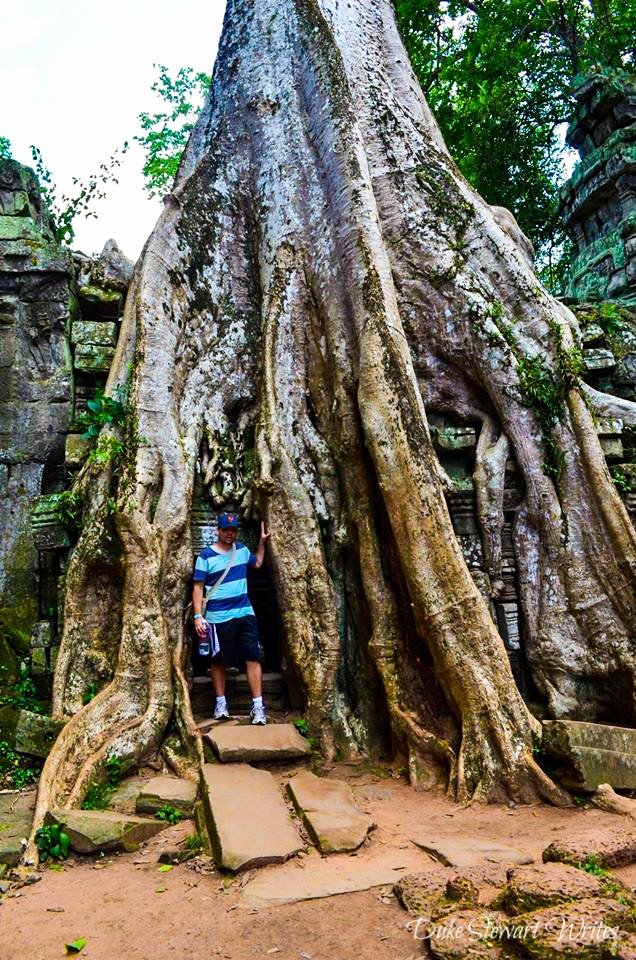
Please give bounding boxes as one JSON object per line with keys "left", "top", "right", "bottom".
{"left": 26, "top": 0, "right": 636, "bottom": 859}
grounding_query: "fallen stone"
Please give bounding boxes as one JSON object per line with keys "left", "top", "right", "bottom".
{"left": 420, "top": 908, "right": 508, "bottom": 959}
{"left": 47, "top": 809, "right": 166, "bottom": 854}
{"left": 108, "top": 776, "right": 145, "bottom": 812}
{"left": 512, "top": 898, "right": 630, "bottom": 959}
{"left": 200, "top": 763, "right": 302, "bottom": 872}
{"left": 394, "top": 870, "right": 449, "bottom": 916}
{"left": 410, "top": 835, "right": 533, "bottom": 869}
{"left": 542, "top": 721, "right": 636, "bottom": 790}
{"left": 286, "top": 770, "right": 374, "bottom": 853}
{"left": 0, "top": 706, "right": 64, "bottom": 758}
{"left": 206, "top": 723, "right": 311, "bottom": 764}
{"left": 242, "top": 847, "right": 429, "bottom": 904}
{"left": 501, "top": 862, "right": 604, "bottom": 915}
{"left": 135, "top": 775, "right": 197, "bottom": 818}
{"left": 0, "top": 791, "right": 34, "bottom": 866}
{"left": 543, "top": 829, "right": 636, "bottom": 869}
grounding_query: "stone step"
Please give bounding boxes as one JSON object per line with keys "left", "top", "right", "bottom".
{"left": 561, "top": 746, "right": 636, "bottom": 791}
{"left": 543, "top": 719, "right": 636, "bottom": 755}
{"left": 200, "top": 763, "right": 303, "bottom": 872}
{"left": 286, "top": 769, "right": 374, "bottom": 853}
{"left": 543, "top": 720, "right": 636, "bottom": 790}
{"left": 191, "top": 673, "right": 288, "bottom": 711}
{"left": 135, "top": 775, "right": 198, "bottom": 818}
{"left": 205, "top": 723, "right": 311, "bottom": 764}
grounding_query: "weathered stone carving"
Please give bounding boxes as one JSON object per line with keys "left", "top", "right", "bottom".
{"left": 560, "top": 68, "right": 636, "bottom": 306}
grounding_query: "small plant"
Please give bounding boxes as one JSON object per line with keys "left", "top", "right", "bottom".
{"left": 81, "top": 782, "right": 112, "bottom": 810}
{"left": 611, "top": 467, "right": 635, "bottom": 495}
{"left": 104, "top": 755, "right": 123, "bottom": 787}
{"left": 50, "top": 489, "right": 83, "bottom": 531}
{"left": 293, "top": 718, "right": 309, "bottom": 738}
{"left": 81, "top": 753, "right": 122, "bottom": 809}
{"left": 154, "top": 804, "right": 182, "bottom": 825}
{"left": 582, "top": 854, "right": 606, "bottom": 877}
{"left": 82, "top": 681, "right": 99, "bottom": 704}
{"left": 184, "top": 831, "right": 205, "bottom": 851}
{"left": 87, "top": 434, "right": 125, "bottom": 466}
{"left": 35, "top": 822, "right": 71, "bottom": 861}
{"left": 0, "top": 665, "right": 44, "bottom": 714}
{"left": 78, "top": 387, "right": 127, "bottom": 439}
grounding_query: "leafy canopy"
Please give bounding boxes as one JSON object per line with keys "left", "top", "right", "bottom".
{"left": 136, "top": 64, "right": 211, "bottom": 198}
{"left": 395, "top": 0, "right": 635, "bottom": 273}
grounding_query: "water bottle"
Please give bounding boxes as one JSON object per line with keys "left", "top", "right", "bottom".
{"left": 199, "top": 635, "right": 211, "bottom": 657}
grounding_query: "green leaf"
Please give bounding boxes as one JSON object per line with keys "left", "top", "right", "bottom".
{"left": 158, "top": 863, "right": 173, "bottom": 872}
{"left": 65, "top": 939, "right": 87, "bottom": 954}
{"left": 59, "top": 832, "right": 71, "bottom": 857}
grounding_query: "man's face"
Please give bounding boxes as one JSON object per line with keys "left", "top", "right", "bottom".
{"left": 218, "top": 525, "right": 239, "bottom": 545}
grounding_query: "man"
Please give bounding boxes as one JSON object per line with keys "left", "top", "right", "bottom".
{"left": 192, "top": 513, "right": 271, "bottom": 724}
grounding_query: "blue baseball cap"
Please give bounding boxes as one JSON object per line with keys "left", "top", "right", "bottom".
{"left": 218, "top": 512, "right": 240, "bottom": 529}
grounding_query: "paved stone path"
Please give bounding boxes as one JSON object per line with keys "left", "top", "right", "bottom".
{"left": 287, "top": 769, "right": 374, "bottom": 853}
{"left": 200, "top": 763, "right": 303, "bottom": 871}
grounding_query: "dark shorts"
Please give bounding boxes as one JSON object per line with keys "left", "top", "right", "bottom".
{"left": 210, "top": 615, "right": 263, "bottom": 668}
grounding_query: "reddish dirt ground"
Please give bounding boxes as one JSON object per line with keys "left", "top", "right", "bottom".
{"left": 1, "top": 765, "right": 634, "bottom": 960}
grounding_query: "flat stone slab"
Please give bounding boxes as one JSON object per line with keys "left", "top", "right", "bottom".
{"left": 543, "top": 720, "right": 636, "bottom": 756}
{"left": 47, "top": 809, "right": 166, "bottom": 854}
{"left": 108, "top": 776, "right": 145, "bottom": 812}
{"left": 543, "top": 829, "right": 636, "bottom": 869}
{"left": 410, "top": 835, "right": 533, "bottom": 869}
{"left": 135, "top": 776, "right": 197, "bottom": 818}
{"left": 286, "top": 770, "right": 374, "bottom": 853}
{"left": 200, "top": 763, "right": 302, "bottom": 872}
{"left": 242, "top": 847, "right": 429, "bottom": 904}
{"left": 502, "top": 862, "right": 604, "bottom": 915}
{"left": 206, "top": 723, "right": 311, "bottom": 763}
{"left": 0, "top": 791, "right": 34, "bottom": 866}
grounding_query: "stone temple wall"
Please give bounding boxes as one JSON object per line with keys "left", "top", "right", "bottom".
{"left": 0, "top": 158, "right": 132, "bottom": 701}
{"left": 560, "top": 68, "right": 636, "bottom": 306}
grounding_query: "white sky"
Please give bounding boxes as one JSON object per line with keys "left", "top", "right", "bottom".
{"left": 1, "top": 1, "right": 227, "bottom": 262}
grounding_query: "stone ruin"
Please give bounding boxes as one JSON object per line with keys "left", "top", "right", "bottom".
{"left": 0, "top": 157, "right": 132, "bottom": 728}
{"left": 559, "top": 67, "right": 636, "bottom": 306}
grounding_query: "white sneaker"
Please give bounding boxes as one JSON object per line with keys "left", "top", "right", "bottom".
{"left": 213, "top": 702, "right": 230, "bottom": 721}
{"left": 250, "top": 703, "right": 267, "bottom": 725}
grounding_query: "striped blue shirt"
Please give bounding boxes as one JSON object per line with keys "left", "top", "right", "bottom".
{"left": 193, "top": 543, "right": 256, "bottom": 624}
